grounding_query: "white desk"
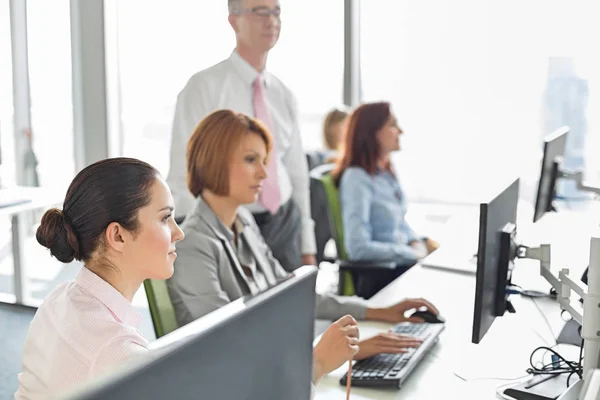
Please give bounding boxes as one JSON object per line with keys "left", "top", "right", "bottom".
{"left": 315, "top": 211, "right": 596, "bottom": 399}
{"left": 0, "top": 186, "right": 63, "bottom": 305}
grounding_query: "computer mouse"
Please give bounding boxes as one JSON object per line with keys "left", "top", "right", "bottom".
{"left": 410, "top": 310, "right": 445, "bottom": 324}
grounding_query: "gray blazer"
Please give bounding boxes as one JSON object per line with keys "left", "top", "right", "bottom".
{"left": 167, "top": 197, "right": 368, "bottom": 327}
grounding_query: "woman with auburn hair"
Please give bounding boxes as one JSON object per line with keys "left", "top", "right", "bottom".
{"left": 167, "top": 109, "right": 440, "bottom": 386}
{"left": 332, "top": 102, "right": 439, "bottom": 296}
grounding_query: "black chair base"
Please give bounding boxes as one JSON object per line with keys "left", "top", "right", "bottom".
{"left": 337, "top": 260, "right": 415, "bottom": 299}
{"left": 350, "top": 266, "right": 410, "bottom": 299}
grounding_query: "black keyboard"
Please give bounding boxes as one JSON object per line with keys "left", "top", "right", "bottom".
{"left": 340, "top": 323, "right": 445, "bottom": 388}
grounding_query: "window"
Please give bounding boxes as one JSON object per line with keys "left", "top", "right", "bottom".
{"left": 106, "top": 0, "right": 344, "bottom": 177}
{"left": 0, "top": 0, "right": 15, "bottom": 301}
{"left": 105, "top": 0, "right": 233, "bottom": 176}
{"left": 0, "top": 2, "right": 15, "bottom": 186}
{"left": 27, "top": 0, "right": 75, "bottom": 191}
{"left": 21, "top": 0, "right": 75, "bottom": 305}
{"left": 360, "top": 1, "right": 600, "bottom": 205}
{"left": 269, "top": 0, "right": 344, "bottom": 150}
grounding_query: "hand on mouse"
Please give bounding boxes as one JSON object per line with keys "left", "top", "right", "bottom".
{"left": 354, "top": 332, "right": 423, "bottom": 360}
{"left": 366, "top": 298, "right": 439, "bottom": 324}
{"left": 312, "top": 315, "right": 360, "bottom": 383}
{"left": 424, "top": 238, "right": 440, "bottom": 254}
{"left": 409, "top": 240, "right": 428, "bottom": 260}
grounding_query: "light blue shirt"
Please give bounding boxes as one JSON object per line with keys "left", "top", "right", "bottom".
{"left": 339, "top": 167, "right": 421, "bottom": 264}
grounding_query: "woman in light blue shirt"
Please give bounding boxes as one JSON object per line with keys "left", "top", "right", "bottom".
{"left": 332, "top": 102, "right": 439, "bottom": 271}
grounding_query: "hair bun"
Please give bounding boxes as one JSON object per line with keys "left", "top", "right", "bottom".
{"left": 36, "top": 208, "right": 81, "bottom": 263}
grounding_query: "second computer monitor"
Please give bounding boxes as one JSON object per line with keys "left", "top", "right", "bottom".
{"left": 65, "top": 266, "right": 318, "bottom": 400}
{"left": 472, "top": 178, "right": 520, "bottom": 344}
{"left": 533, "top": 126, "right": 569, "bottom": 223}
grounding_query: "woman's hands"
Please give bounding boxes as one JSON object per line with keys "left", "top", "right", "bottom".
{"left": 355, "top": 332, "right": 422, "bottom": 360}
{"left": 312, "top": 315, "right": 360, "bottom": 383}
{"left": 366, "top": 298, "right": 439, "bottom": 324}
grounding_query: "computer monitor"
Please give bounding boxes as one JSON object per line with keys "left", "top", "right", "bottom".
{"left": 533, "top": 126, "right": 569, "bottom": 223}
{"left": 472, "top": 178, "right": 520, "bottom": 344}
{"left": 63, "top": 265, "right": 318, "bottom": 400}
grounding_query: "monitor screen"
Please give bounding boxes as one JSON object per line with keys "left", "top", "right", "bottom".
{"left": 64, "top": 266, "right": 318, "bottom": 400}
{"left": 472, "top": 178, "right": 520, "bottom": 344}
{"left": 533, "top": 126, "right": 569, "bottom": 223}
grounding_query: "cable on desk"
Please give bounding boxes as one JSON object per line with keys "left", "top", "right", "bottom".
{"left": 526, "top": 346, "right": 583, "bottom": 385}
{"left": 453, "top": 371, "right": 531, "bottom": 382}
{"left": 496, "top": 342, "right": 583, "bottom": 400}
{"left": 568, "top": 336, "right": 585, "bottom": 387}
{"left": 505, "top": 285, "right": 558, "bottom": 346}
{"left": 434, "top": 352, "right": 530, "bottom": 382}
{"left": 536, "top": 344, "right": 561, "bottom": 371}
{"left": 529, "top": 296, "right": 558, "bottom": 347}
{"left": 345, "top": 359, "right": 352, "bottom": 400}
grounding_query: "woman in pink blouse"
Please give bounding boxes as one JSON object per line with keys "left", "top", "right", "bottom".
{"left": 15, "top": 158, "right": 185, "bottom": 399}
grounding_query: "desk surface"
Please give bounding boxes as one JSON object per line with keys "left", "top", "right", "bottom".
{"left": 0, "top": 186, "right": 64, "bottom": 306}
{"left": 315, "top": 211, "right": 596, "bottom": 399}
{"left": 0, "top": 186, "right": 63, "bottom": 216}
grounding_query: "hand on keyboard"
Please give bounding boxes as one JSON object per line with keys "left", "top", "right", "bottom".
{"left": 366, "top": 298, "right": 440, "bottom": 324}
{"left": 340, "top": 323, "right": 445, "bottom": 388}
{"left": 355, "top": 332, "right": 423, "bottom": 361}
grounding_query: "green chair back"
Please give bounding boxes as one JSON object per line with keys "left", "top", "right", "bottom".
{"left": 317, "top": 172, "right": 356, "bottom": 296}
{"left": 143, "top": 279, "right": 179, "bottom": 339}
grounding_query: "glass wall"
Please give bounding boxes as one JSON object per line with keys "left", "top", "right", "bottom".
{"left": 11, "top": 0, "right": 76, "bottom": 305}
{"left": 106, "top": 0, "right": 232, "bottom": 175}
{"left": 106, "top": 0, "right": 345, "bottom": 176}
{"left": 360, "top": 0, "right": 599, "bottom": 205}
{"left": 0, "top": 2, "right": 15, "bottom": 187}
{"left": 0, "top": 1, "right": 16, "bottom": 300}
{"left": 269, "top": 0, "right": 344, "bottom": 150}
{"left": 26, "top": 0, "right": 75, "bottom": 192}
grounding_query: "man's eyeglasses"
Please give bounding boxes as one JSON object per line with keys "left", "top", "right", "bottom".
{"left": 231, "top": 6, "right": 281, "bottom": 18}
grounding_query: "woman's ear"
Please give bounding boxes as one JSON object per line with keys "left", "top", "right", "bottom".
{"left": 104, "top": 222, "right": 127, "bottom": 254}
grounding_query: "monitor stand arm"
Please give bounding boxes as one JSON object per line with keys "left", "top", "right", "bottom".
{"left": 561, "top": 170, "right": 600, "bottom": 196}
{"left": 511, "top": 235, "right": 600, "bottom": 399}
{"left": 519, "top": 245, "right": 584, "bottom": 326}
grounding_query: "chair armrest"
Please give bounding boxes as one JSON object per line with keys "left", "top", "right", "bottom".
{"left": 337, "top": 260, "right": 397, "bottom": 272}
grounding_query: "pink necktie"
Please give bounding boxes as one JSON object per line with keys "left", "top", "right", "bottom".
{"left": 253, "top": 76, "right": 281, "bottom": 214}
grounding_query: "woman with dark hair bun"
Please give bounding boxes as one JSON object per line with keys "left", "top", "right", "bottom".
{"left": 16, "top": 157, "right": 185, "bottom": 400}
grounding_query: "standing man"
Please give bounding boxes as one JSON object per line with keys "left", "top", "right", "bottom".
{"left": 167, "top": 0, "right": 316, "bottom": 271}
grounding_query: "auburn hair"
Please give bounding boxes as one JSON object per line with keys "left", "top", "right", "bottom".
{"left": 187, "top": 109, "right": 273, "bottom": 197}
{"left": 332, "top": 102, "right": 393, "bottom": 186}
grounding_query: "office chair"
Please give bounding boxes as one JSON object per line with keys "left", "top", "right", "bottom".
{"left": 306, "top": 151, "right": 328, "bottom": 171}
{"left": 143, "top": 279, "right": 179, "bottom": 338}
{"left": 307, "top": 150, "right": 342, "bottom": 264}
{"left": 309, "top": 164, "right": 335, "bottom": 264}
{"left": 311, "top": 164, "right": 410, "bottom": 299}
